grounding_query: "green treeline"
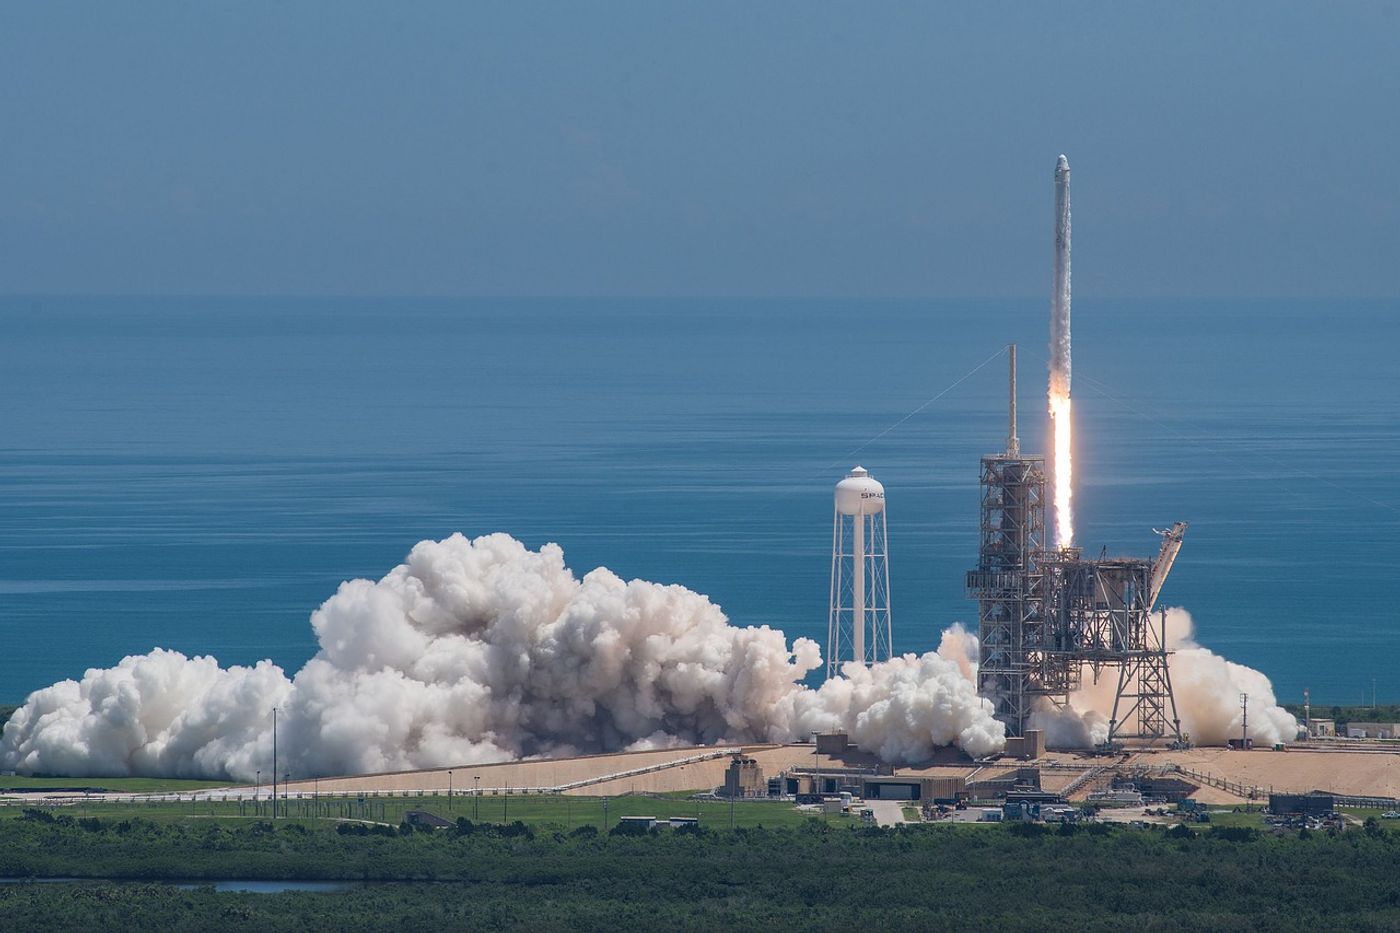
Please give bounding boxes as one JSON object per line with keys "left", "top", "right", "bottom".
{"left": 1284, "top": 703, "right": 1400, "bottom": 727}
{"left": 1, "top": 812, "right": 1399, "bottom": 930}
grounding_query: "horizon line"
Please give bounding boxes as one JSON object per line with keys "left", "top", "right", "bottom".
{"left": 2, "top": 292, "right": 1397, "bottom": 304}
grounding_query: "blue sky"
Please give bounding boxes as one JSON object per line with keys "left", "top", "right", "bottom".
{"left": 1, "top": 2, "right": 1396, "bottom": 297}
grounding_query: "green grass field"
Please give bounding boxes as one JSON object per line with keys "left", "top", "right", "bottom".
{"left": 0, "top": 774, "right": 234, "bottom": 793}
{"left": 1196, "top": 808, "right": 1267, "bottom": 829}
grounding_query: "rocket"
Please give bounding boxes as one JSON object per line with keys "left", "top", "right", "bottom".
{"left": 1048, "top": 154, "right": 1074, "bottom": 548}
{"left": 1049, "top": 154, "right": 1071, "bottom": 398}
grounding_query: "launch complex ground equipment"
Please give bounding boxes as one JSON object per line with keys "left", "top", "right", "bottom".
{"left": 966, "top": 348, "right": 1187, "bottom": 745}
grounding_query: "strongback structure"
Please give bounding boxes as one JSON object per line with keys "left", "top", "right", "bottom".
{"left": 967, "top": 346, "right": 1186, "bottom": 745}
{"left": 828, "top": 466, "right": 893, "bottom": 678}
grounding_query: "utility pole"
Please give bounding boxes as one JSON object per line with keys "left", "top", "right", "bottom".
{"left": 272, "top": 707, "right": 278, "bottom": 820}
{"left": 1373, "top": 677, "right": 1378, "bottom": 710}
{"left": 474, "top": 776, "right": 480, "bottom": 821}
{"left": 1240, "top": 693, "right": 1249, "bottom": 748}
{"left": 448, "top": 771, "right": 453, "bottom": 812}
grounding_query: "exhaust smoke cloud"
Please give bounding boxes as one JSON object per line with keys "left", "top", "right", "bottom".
{"left": 0, "top": 533, "right": 1006, "bottom": 780}
{"left": 0, "top": 537, "right": 1297, "bottom": 779}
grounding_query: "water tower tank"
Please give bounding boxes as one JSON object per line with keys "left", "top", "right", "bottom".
{"left": 835, "top": 466, "right": 885, "bottom": 516}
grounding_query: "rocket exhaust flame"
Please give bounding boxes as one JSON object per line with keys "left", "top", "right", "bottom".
{"left": 1049, "top": 392, "right": 1073, "bottom": 547}
{"left": 1049, "top": 154, "right": 1073, "bottom": 548}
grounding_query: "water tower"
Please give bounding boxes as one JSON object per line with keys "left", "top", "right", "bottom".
{"left": 827, "top": 466, "right": 893, "bottom": 678}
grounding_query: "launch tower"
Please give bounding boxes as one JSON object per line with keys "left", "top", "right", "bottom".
{"left": 967, "top": 348, "right": 1186, "bottom": 744}
{"left": 967, "top": 347, "right": 1049, "bottom": 731}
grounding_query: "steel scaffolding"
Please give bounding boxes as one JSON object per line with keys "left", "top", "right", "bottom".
{"left": 1035, "top": 554, "right": 1183, "bottom": 743}
{"left": 967, "top": 453, "right": 1047, "bottom": 734}
{"left": 966, "top": 346, "right": 1184, "bottom": 744}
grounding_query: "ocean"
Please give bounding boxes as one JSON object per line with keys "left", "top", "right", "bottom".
{"left": 2, "top": 296, "right": 1396, "bottom": 705}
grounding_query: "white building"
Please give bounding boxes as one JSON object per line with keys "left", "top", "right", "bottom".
{"left": 1345, "top": 722, "right": 1400, "bottom": 739}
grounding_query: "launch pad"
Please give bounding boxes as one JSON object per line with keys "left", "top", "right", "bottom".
{"left": 967, "top": 349, "right": 1188, "bottom": 746}
{"left": 965, "top": 154, "right": 1188, "bottom": 747}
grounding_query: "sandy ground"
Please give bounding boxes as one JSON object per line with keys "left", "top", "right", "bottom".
{"left": 14, "top": 740, "right": 1392, "bottom": 808}
{"left": 259, "top": 742, "right": 1400, "bottom": 805}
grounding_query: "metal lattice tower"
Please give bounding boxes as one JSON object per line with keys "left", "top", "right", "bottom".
{"left": 827, "top": 466, "right": 893, "bottom": 678}
{"left": 967, "top": 455, "right": 1046, "bottom": 733}
{"left": 966, "top": 347, "right": 1051, "bottom": 735}
{"left": 965, "top": 346, "right": 1185, "bottom": 744}
{"left": 1037, "top": 555, "right": 1183, "bottom": 743}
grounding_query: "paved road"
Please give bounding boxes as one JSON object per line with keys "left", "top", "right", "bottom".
{"left": 867, "top": 800, "right": 909, "bottom": 826}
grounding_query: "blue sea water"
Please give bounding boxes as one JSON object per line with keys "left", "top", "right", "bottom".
{"left": 1, "top": 296, "right": 1397, "bottom": 705}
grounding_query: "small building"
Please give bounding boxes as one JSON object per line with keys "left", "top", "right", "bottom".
{"left": 862, "top": 775, "right": 965, "bottom": 802}
{"left": 1003, "top": 730, "right": 1046, "bottom": 760}
{"left": 1306, "top": 718, "right": 1336, "bottom": 737}
{"left": 782, "top": 767, "right": 874, "bottom": 798}
{"left": 1228, "top": 737, "right": 1254, "bottom": 750}
{"left": 967, "top": 766, "right": 1042, "bottom": 800}
{"left": 1345, "top": 722, "right": 1400, "bottom": 739}
{"left": 1132, "top": 775, "right": 1200, "bottom": 803}
{"left": 617, "top": 816, "right": 657, "bottom": 829}
{"left": 668, "top": 817, "right": 699, "bottom": 829}
{"left": 1270, "top": 793, "right": 1334, "bottom": 816}
{"left": 1087, "top": 788, "right": 1143, "bottom": 807}
{"left": 1002, "top": 796, "right": 1068, "bottom": 821}
{"left": 783, "top": 769, "right": 966, "bottom": 802}
{"left": 722, "top": 754, "right": 766, "bottom": 798}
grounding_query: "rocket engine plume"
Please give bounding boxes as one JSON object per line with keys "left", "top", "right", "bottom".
{"left": 1049, "top": 154, "right": 1074, "bottom": 548}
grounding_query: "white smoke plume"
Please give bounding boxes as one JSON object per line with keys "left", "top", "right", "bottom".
{"left": 1028, "top": 607, "right": 1298, "bottom": 748}
{"left": 935, "top": 622, "right": 980, "bottom": 683}
{"left": 1161, "top": 608, "right": 1298, "bottom": 746}
{"left": 0, "top": 533, "right": 1005, "bottom": 780}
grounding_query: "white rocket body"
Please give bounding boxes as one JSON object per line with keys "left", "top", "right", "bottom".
{"left": 1050, "top": 154, "right": 1071, "bottom": 398}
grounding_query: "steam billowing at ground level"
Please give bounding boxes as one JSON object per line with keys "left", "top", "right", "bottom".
{"left": 0, "top": 534, "right": 1294, "bottom": 780}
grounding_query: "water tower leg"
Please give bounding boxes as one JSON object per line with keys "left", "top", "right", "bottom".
{"left": 853, "top": 512, "right": 865, "bottom": 665}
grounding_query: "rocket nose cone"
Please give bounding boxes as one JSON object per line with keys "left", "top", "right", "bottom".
{"left": 1057, "top": 154, "right": 1069, "bottom": 170}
